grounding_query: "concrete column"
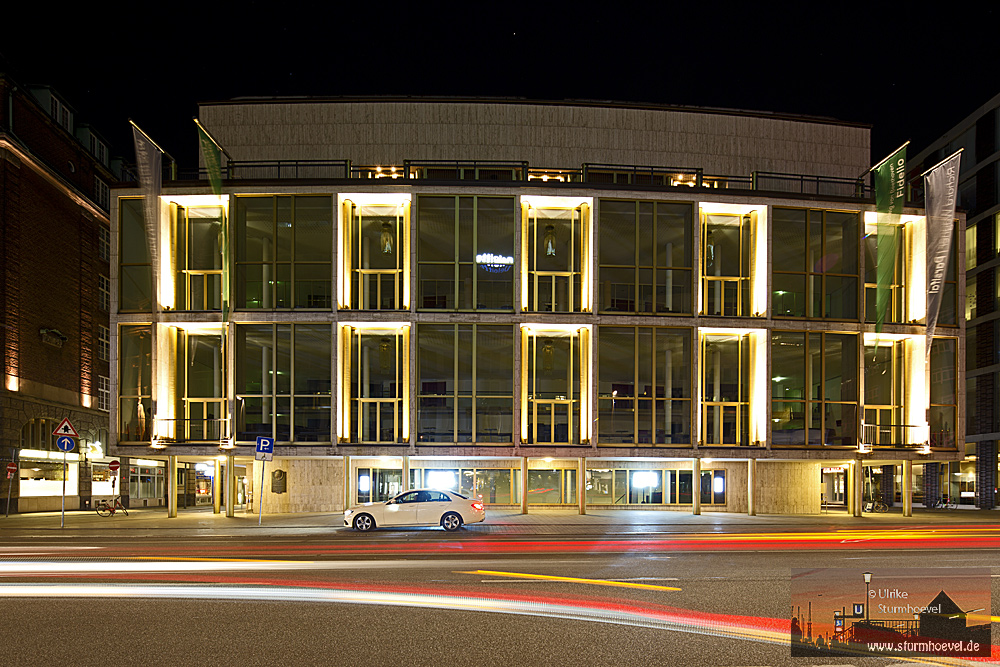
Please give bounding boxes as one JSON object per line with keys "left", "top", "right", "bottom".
{"left": 578, "top": 457, "right": 586, "bottom": 515}
{"left": 747, "top": 458, "right": 756, "bottom": 516}
{"left": 692, "top": 458, "right": 701, "bottom": 515}
{"left": 402, "top": 455, "right": 410, "bottom": 492}
{"left": 167, "top": 455, "right": 178, "bottom": 518}
{"left": 845, "top": 462, "right": 854, "bottom": 516}
{"left": 852, "top": 460, "right": 863, "bottom": 518}
{"left": 344, "top": 455, "right": 351, "bottom": 509}
{"left": 520, "top": 457, "right": 528, "bottom": 514}
{"left": 225, "top": 454, "right": 236, "bottom": 517}
{"left": 212, "top": 459, "right": 221, "bottom": 514}
{"left": 902, "top": 459, "right": 913, "bottom": 517}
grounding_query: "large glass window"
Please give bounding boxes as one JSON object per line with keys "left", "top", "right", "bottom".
{"left": 235, "top": 195, "right": 332, "bottom": 309}
{"left": 772, "top": 208, "right": 859, "bottom": 319}
{"left": 417, "top": 324, "right": 514, "bottom": 443}
{"left": 235, "top": 324, "right": 332, "bottom": 442}
{"left": 929, "top": 338, "right": 957, "bottom": 448}
{"left": 701, "top": 333, "right": 750, "bottom": 446}
{"left": 118, "top": 325, "right": 152, "bottom": 441}
{"left": 598, "top": 200, "right": 693, "bottom": 314}
{"left": 417, "top": 196, "right": 515, "bottom": 311}
{"left": 702, "top": 212, "right": 755, "bottom": 316}
{"left": 341, "top": 326, "right": 407, "bottom": 444}
{"left": 523, "top": 328, "right": 588, "bottom": 444}
{"left": 343, "top": 201, "right": 407, "bottom": 310}
{"left": 771, "top": 332, "right": 859, "bottom": 447}
{"left": 174, "top": 330, "right": 225, "bottom": 443}
{"left": 525, "top": 202, "right": 589, "bottom": 312}
{"left": 119, "top": 198, "right": 152, "bottom": 312}
{"left": 863, "top": 340, "right": 905, "bottom": 446}
{"left": 174, "top": 205, "right": 224, "bottom": 311}
{"left": 864, "top": 220, "right": 905, "bottom": 324}
{"left": 597, "top": 327, "right": 692, "bottom": 445}
{"left": 585, "top": 467, "right": 725, "bottom": 505}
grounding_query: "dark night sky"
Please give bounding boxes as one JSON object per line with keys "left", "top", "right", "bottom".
{"left": 2, "top": 2, "right": 997, "bottom": 170}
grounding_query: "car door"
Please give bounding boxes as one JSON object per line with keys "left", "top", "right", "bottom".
{"left": 417, "top": 490, "right": 453, "bottom": 524}
{"left": 383, "top": 491, "right": 421, "bottom": 526}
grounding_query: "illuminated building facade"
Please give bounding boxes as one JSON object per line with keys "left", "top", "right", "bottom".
{"left": 910, "top": 92, "right": 1000, "bottom": 509}
{"left": 1, "top": 73, "right": 124, "bottom": 512}
{"left": 110, "top": 99, "right": 963, "bottom": 517}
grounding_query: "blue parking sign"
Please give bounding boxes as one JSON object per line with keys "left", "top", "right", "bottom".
{"left": 255, "top": 436, "right": 274, "bottom": 461}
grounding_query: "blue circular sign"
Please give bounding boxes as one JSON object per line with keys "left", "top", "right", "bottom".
{"left": 56, "top": 436, "right": 76, "bottom": 452}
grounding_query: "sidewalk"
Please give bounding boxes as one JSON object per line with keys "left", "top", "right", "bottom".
{"left": 0, "top": 504, "right": 996, "bottom": 538}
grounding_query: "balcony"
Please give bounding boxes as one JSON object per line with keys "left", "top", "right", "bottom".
{"left": 861, "top": 422, "right": 924, "bottom": 449}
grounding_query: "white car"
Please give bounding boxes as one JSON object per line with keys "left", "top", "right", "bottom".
{"left": 344, "top": 488, "right": 485, "bottom": 532}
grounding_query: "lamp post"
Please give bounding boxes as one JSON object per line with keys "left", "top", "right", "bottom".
{"left": 863, "top": 572, "right": 872, "bottom": 621}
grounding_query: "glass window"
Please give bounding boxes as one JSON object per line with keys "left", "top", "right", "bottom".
{"left": 598, "top": 200, "right": 693, "bottom": 314}
{"left": 864, "top": 220, "right": 905, "bottom": 324}
{"left": 417, "top": 196, "right": 515, "bottom": 311}
{"left": 525, "top": 329, "right": 586, "bottom": 444}
{"left": 119, "top": 325, "right": 152, "bottom": 441}
{"left": 526, "top": 203, "right": 587, "bottom": 312}
{"left": 174, "top": 206, "right": 224, "bottom": 311}
{"left": 345, "top": 201, "right": 406, "bottom": 310}
{"left": 98, "top": 224, "right": 110, "bottom": 261}
{"left": 235, "top": 324, "right": 331, "bottom": 443}
{"left": 930, "top": 338, "right": 957, "bottom": 448}
{"left": 771, "top": 332, "right": 858, "bottom": 447}
{"left": 417, "top": 324, "right": 514, "bottom": 444}
{"left": 701, "top": 333, "right": 750, "bottom": 446}
{"left": 98, "top": 275, "right": 110, "bottom": 312}
{"left": 702, "top": 212, "right": 754, "bottom": 316}
{"left": 772, "top": 208, "right": 859, "bottom": 319}
{"left": 119, "top": 198, "right": 152, "bottom": 312}
{"left": 234, "top": 196, "right": 332, "bottom": 309}
{"left": 597, "top": 327, "right": 691, "bottom": 445}
{"left": 97, "top": 375, "right": 110, "bottom": 412}
{"left": 98, "top": 325, "right": 110, "bottom": 362}
{"left": 344, "top": 327, "right": 406, "bottom": 444}
{"left": 863, "top": 340, "right": 905, "bottom": 446}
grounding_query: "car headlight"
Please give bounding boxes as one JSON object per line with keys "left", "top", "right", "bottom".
{"left": 344, "top": 509, "right": 353, "bottom": 517}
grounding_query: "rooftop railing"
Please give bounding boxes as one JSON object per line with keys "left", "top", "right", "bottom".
{"left": 128, "top": 158, "right": 877, "bottom": 201}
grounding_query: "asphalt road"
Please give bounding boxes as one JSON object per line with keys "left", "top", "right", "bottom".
{"left": 0, "top": 519, "right": 997, "bottom": 667}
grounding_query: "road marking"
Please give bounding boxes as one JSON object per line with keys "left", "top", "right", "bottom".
{"left": 457, "top": 570, "right": 681, "bottom": 591}
{"left": 133, "top": 557, "right": 301, "bottom": 563}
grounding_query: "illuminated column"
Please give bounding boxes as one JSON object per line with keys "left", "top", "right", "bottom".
{"left": 402, "top": 455, "right": 410, "bottom": 492}
{"left": 692, "top": 458, "right": 701, "bottom": 515}
{"left": 845, "top": 462, "right": 855, "bottom": 516}
{"left": 520, "top": 457, "right": 528, "bottom": 515}
{"left": 225, "top": 454, "right": 236, "bottom": 517}
{"left": 578, "top": 457, "right": 586, "bottom": 515}
{"left": 747, "top": 458, "right": 756, "bottom": 516}
{"left": 213, "top": 459, "right": 221, "bottom": 514}
{"left": 902, "top": 459, "right": 913, "bottom": 518}
{"left": 167, "top": 455, "right": 178, "bottom": 518}
{"left": 344, "top": 455, "right": 351, "bottom": 510}
{"left": 852, "top": 460, "right": 863, "bottom": 518}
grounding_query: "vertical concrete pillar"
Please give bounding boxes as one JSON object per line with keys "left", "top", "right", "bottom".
{"left": 402, "top": 455, "right": 410, "bottom": 492}
{"left": 692, "top": 458, "right": 701, "bottom": 515}
{"left": 578, "top": 457, "right": 586, "bottom": 515}
{"left": 225, "top": 454, "right": 236, "bottom": 517}
{"left": 747, "top": 458, "right": 756, "bottom": 516}
{"left": 212, "top": 459, "right": 221, "bottom": 514}
{"left": 343, "top": 455, "right": 351, "bottom": 510}
{"left": 520, "top": 457, "right": 528, "bottom": 514}
{"left": 845, "top": 462, "right": 854, "bottom": 515}
{"left": 852, "top": 461, "right": 863, "bottom": 517}
{"left": 902, "top": 459, "right": 913, "bottom": 517}
{"left": 167, "top": 455, "right": 178, "bottom": 518}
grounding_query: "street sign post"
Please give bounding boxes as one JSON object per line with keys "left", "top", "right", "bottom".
{"left": 54, "top": 432, "right": 76, "bottom": 528}
{"left": 109, "top": 460, "right": 120, "bottom": 473}
{"left": 5, "top": 461, "right": 15, "bottom": 518}
{"left": 255, "top": 437, "right": 274, "bottom": 526}
{"left": 51, "top": 418, "right": 80, "bottom": 439}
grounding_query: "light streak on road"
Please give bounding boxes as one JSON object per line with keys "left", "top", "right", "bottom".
{"left": 458, "top": 570, "right": 682, "bottom": 591}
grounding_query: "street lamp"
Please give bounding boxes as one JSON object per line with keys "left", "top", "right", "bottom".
{"left": 863, "top": 572, "right": 872, "bottom": 621}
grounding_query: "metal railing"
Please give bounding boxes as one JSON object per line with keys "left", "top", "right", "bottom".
{"left": 117, "top": 157, "right": 877, "bottom": 201}
{"left": 861, "top": 422, "right": 924, "bottom": 448}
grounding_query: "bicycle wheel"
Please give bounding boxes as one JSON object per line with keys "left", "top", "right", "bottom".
{"left": 875, "top": 502, "right": 889, "bottom": 513}
{"left": 96, "top": 504, "right": 112, "bottom": 517}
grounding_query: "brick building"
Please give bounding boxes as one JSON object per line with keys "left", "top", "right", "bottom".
{"left": 1, "top": 72, "right": 117, "bottom": 512}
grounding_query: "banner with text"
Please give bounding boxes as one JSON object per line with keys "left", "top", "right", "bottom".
{"left": 924, "top": 151, "right": 962, "bottom": 358}
{"left": 132, "top": 124, "right": 162, "bottom": 312}
{"left": 874, "top": 146, "right": 906, "bottom": 333}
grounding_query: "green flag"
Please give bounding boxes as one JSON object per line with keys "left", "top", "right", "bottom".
{"left": 197, "top": 124, "right": 223, "bottom": 196}
{"left": 874, "top": 145, "right": 906, "bottom": 333}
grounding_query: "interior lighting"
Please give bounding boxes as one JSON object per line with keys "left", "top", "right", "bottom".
{"left": 380, "top": 221, "right": 394, "bottom": 254}
{"left": 544, "top": 457, "right": 554, "bottom": 463}
{"left": 632, "top": 471, "right": 657, "bottom": 488}
{"left": 543, "top": 224, "right": 556, "bottom": 256}
{"left": 358, "top": 475, "right": 371, "bottom": 493}
{"left": 150, "top": 438, "right": 166, "bottom": 450}
{"left": 426, "top": 470, "right": 456, "bottom": 490}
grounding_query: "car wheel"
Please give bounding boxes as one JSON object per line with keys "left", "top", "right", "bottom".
{"left": 441, "top": 512, "right": 462, "bottom": 532}
{"left": 353, "top": 514, "right": 375, "bottom": 532}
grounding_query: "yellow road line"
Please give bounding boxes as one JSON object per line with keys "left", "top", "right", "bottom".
{"left": 458, "top": 570, "right": 681, "bottom": 591}
{"left": 133, "top": 557, "right": 302, "bottom": 563}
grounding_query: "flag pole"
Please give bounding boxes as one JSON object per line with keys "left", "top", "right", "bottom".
{"left": 129, "top": 119, "right": 177, "bottom": 178}
{"left": 193, "top": 118, "right": 233, "bottom": 162}
{"left": 868, "top": 140, "right": 911, "bottom": 173}
{"left": 920, "top": 148, "right": 964, "bottom": 178}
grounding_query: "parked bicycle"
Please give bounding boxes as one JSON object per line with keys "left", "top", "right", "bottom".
{"left": 95, "top": 497, "right": 128, "bottom": 517}
{"left": 926, "top": 496, "right": 957, "bottom": 510}
{"left": 864, "top": 497, "right": 889, "bottom": 513}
